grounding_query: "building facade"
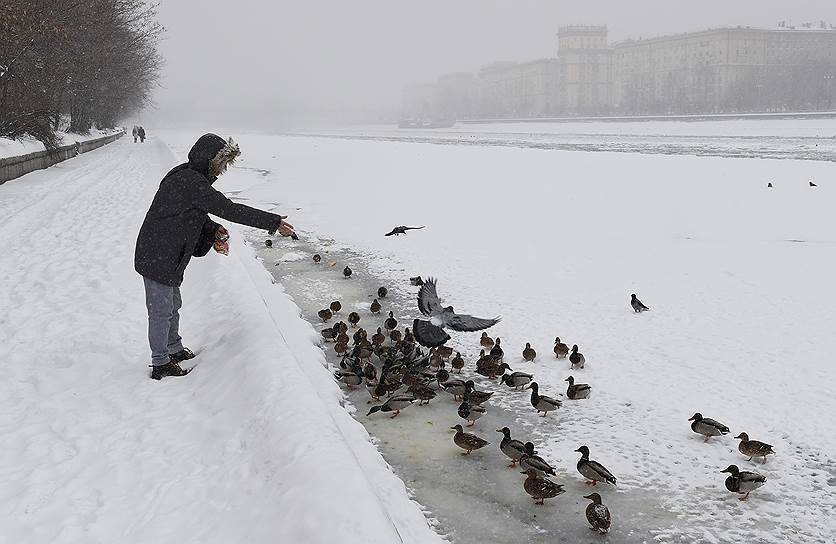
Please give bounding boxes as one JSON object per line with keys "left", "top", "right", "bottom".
{"left": 557, "top": 26, "right": 612, "bottom": 114}
{"left": 401, "top": 24, "right": 836, "bottom": 120}
{"left": 477, "top": 59, "right": 560, "bottom": 118}
{"left": 612, "top": 27, "right": 836, "bottom": 114}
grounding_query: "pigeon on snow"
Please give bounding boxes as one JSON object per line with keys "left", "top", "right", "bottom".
{"left": 631, "top": 293, "right": 650, "bottom": 313}
{"left": 413, "top": 278, "right": 500, "bottom": 347}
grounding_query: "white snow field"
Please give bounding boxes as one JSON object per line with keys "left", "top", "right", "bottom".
{"left": 0, "top": 137, "right": 443, "bottom": 544}
{"left": 159, "top": 124, "right": 836, "bottom": 544}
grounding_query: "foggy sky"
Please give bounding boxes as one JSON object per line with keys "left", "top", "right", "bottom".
{"left": 146, "top": 0, "right": 836, "bottom": 127}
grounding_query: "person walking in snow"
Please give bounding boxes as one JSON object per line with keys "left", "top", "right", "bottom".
{"left": 135, "top": 133, "right": 296, "bottom": 379}
{"left": 138, "top": 126, "right": 146, "bottom": 143}
{"left": 132, "top": 126, "right": 139, "bottom": 143}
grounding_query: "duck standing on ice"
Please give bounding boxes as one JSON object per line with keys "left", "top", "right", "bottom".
{"left": 569, "top": 345, "right": 585, "bottom": 369}
{"left": 720, "top": 464, "right": 766, "bottom": 500}
{"left": 412, "top": 278, "right": 500, "bottom": 347}
{"left": 735, "top": 433, "right": 775, "bottom": 463}
{"left": 688, "top": 412, "right": 730, "bottom": 441}
{"left": 575, "top": 446, "right": 617, "bottom": 486}
{"left": 584, "top": 493, "right": 611, "bottom": 533}
{"left": 451, "top": 425, "right": 489, "bottom": 455}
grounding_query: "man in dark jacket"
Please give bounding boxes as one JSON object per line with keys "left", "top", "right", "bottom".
{"left": 135, "top": 133, "right": 295, "bottom": 379}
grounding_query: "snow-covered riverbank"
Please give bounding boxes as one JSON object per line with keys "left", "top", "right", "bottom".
{"left": 0, "top": 136, "right": 442, "bottom": 544}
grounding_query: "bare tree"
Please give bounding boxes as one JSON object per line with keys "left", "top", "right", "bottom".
{"left": 0, "top": 0, "right": 162, "bottom": 147}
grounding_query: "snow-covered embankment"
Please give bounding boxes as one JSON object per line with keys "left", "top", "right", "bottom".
{"left": 0, "top": 136, "right": 441, "bottom": 543}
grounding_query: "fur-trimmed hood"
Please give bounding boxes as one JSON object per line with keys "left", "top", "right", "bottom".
{"left": 187, "top": 133, "right": 241, "bottom": 181}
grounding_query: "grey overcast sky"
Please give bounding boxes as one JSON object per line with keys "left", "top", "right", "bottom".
{"left": 147, "top": 0, "right": 836, "bottom": 127}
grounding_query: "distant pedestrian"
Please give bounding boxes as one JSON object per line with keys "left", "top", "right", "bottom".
{"left": 134, "top": 133, "right": 297, "bottom": 379}
{"left": 138, "top": 126, "right": 146, "bottom": 143}
{"left": 132, "top": 126, "right": 139, "bottom": 143}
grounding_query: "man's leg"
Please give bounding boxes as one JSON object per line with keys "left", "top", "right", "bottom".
{"left": 143, "top": 277, "right": 175, "bottom": 366}
{"left": 168, "top": 285, "right": 184, "bottom": 355}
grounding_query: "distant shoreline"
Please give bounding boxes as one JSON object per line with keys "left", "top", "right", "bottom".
{"left": 456, "top": 111, "right": 836, "bottom": 124}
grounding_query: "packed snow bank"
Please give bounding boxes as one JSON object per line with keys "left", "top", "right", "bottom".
{"left": 0, "top": 136, "right": 441, "bottom": 543}
{"left": 0, "top": 127, "right": 122, "bottom": 159}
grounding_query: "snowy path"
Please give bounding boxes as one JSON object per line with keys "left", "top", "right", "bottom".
{"left": 0, "top": 138, "right": 441, "bottom": 543}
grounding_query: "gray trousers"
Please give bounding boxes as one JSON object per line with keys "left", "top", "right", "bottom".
{"left": 143, "top": 277, "right": 184, "bottom": 366}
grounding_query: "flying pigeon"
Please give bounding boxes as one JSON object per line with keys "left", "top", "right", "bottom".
{"left": 630, "top": 293, "right": 650, "bottom": 313}
{"left": 413, "top": 278, "right": 500, "bottom": 347}
{"left": 809, "top": 181, "right": 817, "bottom": 187}
{"left": 385, "top": 226, "right": 425, "bottom": 236}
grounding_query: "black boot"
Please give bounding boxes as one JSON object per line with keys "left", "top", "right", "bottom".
{"left": 150, "top": 359, "right": 191, "bottom": 380}
{"left": 169, "top": 348, "right": 196, "bottom": 363}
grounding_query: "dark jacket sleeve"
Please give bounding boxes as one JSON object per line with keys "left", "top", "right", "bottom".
{"left": 192, "top": 180, "right": 282, "bottom": 233}
{"left": 193, "top": 217, "right": 221, "bottom": 257}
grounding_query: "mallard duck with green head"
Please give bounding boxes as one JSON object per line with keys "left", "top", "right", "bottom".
{"left": 569, "top": 345, "right": 585, "bottom": 369}
{"left": 464, "top": 380, "right": 494, "bottom": 405}
{"left": 520, "top": 442, "right": 557, "bottom": 478}
{"left": 720, "top": 464, "right": 766, "bottom": 500}
{"left": 527, "top": 382, "right": 562, "bottom": 416}
{"left": 575, "top": 445, "right": 617, "bottom": 486}
{"left": 688, "top": 412, "right": 730, "bottom": 441}
{"left": 440, "top": 378, "right": 467, "bottom": 400}
{"left": 367, "top": 393, "right": 416, "bottom": 418}
{"left": 501, "top": 371, "right": 533, "bottom": 390}
{"left": 565, "top": 375, "right": 591, "bottom": 399}
{"left": 496, "top": 427, "right": 527, "bottom": 467}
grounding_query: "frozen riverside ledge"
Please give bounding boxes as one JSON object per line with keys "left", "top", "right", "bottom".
{"left": 0, "top": 136, "right": 442, "bottom": 544}
{"left": 250, "top": 234, "right": 679, "bottom": 544}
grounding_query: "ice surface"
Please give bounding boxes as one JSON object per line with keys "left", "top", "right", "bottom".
{"left": 284, "top": 118, "right": 836, "bottom": 162}
{"left": 157, "top": 123, "right": 836, "bottom": 544}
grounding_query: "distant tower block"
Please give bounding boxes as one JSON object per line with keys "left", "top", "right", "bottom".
{"left": 557, "top": 26, "right": 612, "bottom": 114}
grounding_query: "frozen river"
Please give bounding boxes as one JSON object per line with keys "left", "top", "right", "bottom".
{"left": 161, "top": 123, "right": 836, "bottom": 543}
{"left": 282, "top": 117, "right": 836, "bottom": 162}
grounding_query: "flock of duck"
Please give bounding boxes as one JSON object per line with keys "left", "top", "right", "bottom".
{"left": 275, "top": 241, "right": 776, "bottom": 536}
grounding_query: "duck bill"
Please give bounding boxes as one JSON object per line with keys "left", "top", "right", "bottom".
{"left": 734, "top": 433, "right": 745, "bottom": 439}
{"left": 573, "top": 448, "right": 583, "bottom": 453}
{"left": 582, "top": 494, "right": 594, "bottom": 499}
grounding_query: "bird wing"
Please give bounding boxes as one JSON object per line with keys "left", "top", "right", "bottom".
{"left": 412, "top": 319, "right": 451, "bottom": 348}
{"left": 384, "top": 228, "right": 399, "bottom": 236}
{"left": 446, "top": 313, "right": 501, "bottom": 332}
{"left": 588, "top": 460, "right": 616, "bottom": 482}
{"left": 417, "top": 277, "right": 442, "bottom": 316}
